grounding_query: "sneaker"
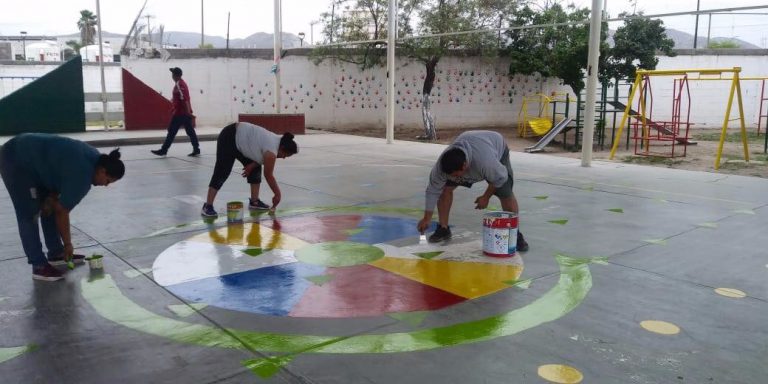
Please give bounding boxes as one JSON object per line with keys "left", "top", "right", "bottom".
{"left": 151, "top": 149, "right": 167, "bottom": 156}
{"left": 32, "top": 263, "right": 65, "bottom": 281}
{"left": 201, "top": 203, "right": 218, "bottom": 217}
{"left": 517, "top": 231, "right": 529, "bottom": 252}
{"left": 188, "top": 149, "right": 201, "bottom": 157}
{"left": 428, "top": 225, "right": 452, "bottom": 243}
{"left": 49, "top": 253, "right": 86, "bottom": 266}
{"left": 248, "top": 198, "right": 270, "bottom": 210}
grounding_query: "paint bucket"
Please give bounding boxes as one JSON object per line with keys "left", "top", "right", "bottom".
{"left": 86, "top": 254, "right": 104, "bottom": 270}
{"left": 227, "top": 201, "right": 244, "bottom": 223}
{"left": 482, "top": 211, "right": 518, "bottom": 257}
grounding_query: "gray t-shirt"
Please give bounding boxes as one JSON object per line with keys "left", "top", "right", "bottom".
{"left": 235, "top": 122, "right": 281, "bottom": 164}
{"left": 424, "top": 131, "right": 509, "bottom": 211}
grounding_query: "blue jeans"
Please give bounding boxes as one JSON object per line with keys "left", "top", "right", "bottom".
{"left": 161, "top": 114, "right": 199, "bottom": 151}
{"left": 0, "top": 141, "right": 63, "bottom": 266}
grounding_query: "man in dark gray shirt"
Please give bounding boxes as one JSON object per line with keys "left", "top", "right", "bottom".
{"left": 417, "top": 131, "right": 529, "bottom": 251}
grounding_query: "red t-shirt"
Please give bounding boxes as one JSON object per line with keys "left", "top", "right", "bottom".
{"left": 172, "top": 79, "right": 192, "bottom": 116}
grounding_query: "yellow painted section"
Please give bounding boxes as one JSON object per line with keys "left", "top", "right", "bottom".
{"left": 537, "top": 364, "right": 584, "bottom": 384}
{"left": 369, "top": 257, "right": 523, "bottom": 299}
{"left": 715, "top": 287, "right": 747, "bottom": 298}
{"left": 640, "top": 320, "right": 680, "bottom": 335}
{"left": 189, "top": 223, "right": 309, "bottom": 250}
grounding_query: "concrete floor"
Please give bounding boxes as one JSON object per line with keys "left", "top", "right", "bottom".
{"left": 1, "top": 132, "right": 766, "bottom": 383}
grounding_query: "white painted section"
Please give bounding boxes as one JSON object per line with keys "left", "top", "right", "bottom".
{"left": 152, "top": 240, "right": 298, "bottom": 286}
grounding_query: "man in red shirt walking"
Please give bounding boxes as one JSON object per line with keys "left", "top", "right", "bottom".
{"left": 152, "top": 67, "right": 200, "bottom": 157}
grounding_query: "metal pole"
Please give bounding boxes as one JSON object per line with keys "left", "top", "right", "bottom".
{"left": 146, "top": 15, "right": 152, "bottom": 48}
{"left": 273, "top": 0, "right": 282, "bottom": 113}
{"left": 581, "top": 0, "right": 603, "bottom": 166}
{"left": 386, "top": 0, "right": 397, "bottom": 144}
{"left": 201, "top": 0, "right": 205, "bottom": 47}
{"left": 226, "top": 12, "right": 230, "bottom": 50}
{"left": 707, "top": 13, "right": 712, "bottom": 47}
{"left": 693, "top": 0, "right": 701, "bottom": 48}
{"left": 95, "top": 0, "right": 109, "bottom": 131}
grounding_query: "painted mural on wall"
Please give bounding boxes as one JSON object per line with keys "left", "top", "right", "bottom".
{"left": 222, "top": 62, "right": 550, "bottom": 115}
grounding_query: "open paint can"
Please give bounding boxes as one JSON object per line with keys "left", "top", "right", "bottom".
{"left": 482, "top": 211, "right": 518, "bottom": 257}
{"left": 227, "top": 201, "right": 244, "bottom": 223}
{"left": 86, "top": 254, "right": 104, "bottom": 270}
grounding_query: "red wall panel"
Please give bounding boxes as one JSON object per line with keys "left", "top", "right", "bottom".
{"left": 122, "top": 69, "right": 172, "bottom": 130}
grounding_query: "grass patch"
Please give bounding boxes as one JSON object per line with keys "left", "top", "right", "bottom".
{"left": 621, "top": 156, "right": 684, "bottom": 166}
{"left": 694, "top": 131, "right": 762, "bottom": 143}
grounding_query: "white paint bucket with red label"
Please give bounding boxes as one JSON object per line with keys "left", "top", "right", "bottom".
{"left": 482, "top": 211, "right": 518, "bottom": 257}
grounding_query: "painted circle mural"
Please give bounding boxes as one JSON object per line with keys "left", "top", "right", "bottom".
{"left": 152, "top": 213, "right": 525, "bottom": 318}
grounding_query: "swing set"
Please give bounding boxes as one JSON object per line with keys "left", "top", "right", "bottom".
{"left": 609, "top": 67, "right": 751, "bottom": 170}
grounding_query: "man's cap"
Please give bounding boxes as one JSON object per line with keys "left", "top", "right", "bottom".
{"left": 169, "top": 67, "right": 183, "bottom": 76}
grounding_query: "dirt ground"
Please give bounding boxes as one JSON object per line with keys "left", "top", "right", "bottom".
{"left": 321, "top": 125, "right": 768, "bottom": 179}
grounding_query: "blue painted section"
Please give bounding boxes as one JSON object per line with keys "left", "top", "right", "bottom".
{"left": 166, "top": 262, "right": 325, "bottom": 316}
{"left": 349, "top": 216, "right": 437, "bottom": 244}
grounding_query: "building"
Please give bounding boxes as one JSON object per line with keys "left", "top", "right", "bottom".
{"left": 79, "top": 42, "right": 114, "bottom": 62}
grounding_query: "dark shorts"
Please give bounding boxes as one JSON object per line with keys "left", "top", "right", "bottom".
{"left": 446, "top": 147, "right": 514, "bottom": 199}
{"left": 208, "top": 123, "right": 262, "bottom": 190}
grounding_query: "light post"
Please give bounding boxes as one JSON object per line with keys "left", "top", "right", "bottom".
{"left": 20, "top": 31, "right": 27, "bottom": 61}
{"left": 298, "top": 32, "right": 305, "bottom": 47}
{"left": 310, "top": 21, "right": 318, "bottom": 45}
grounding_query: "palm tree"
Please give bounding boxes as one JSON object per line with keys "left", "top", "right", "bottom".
{"left": 77, "top": 10, "right": 98, "bottom": 46}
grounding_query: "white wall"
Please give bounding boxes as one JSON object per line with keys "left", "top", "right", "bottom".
{"left": 3, "top": 52, "right": 766, "bottom": 130}
{"left": 647, "top": 54, "right": 768, "bottom": 129}
{"left": 121, "top": 55, "right": 569, "bottom": 129}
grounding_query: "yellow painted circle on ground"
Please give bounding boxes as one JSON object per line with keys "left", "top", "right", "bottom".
{"left": 715, "top": 287, "right": 746, "bottom": 298}
{"left": 538, "top": 364, "right": 583, "bottom": 384}
{"left": 640, "top": 320, "right": 680, "bottom": 335}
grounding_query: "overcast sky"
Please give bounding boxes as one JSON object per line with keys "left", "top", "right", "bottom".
{"left": 1, "top": 0, "right": 767, "bottom": 46}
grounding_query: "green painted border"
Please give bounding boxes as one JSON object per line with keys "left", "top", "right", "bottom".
{"left": 81, "top": 254, "right": 593, "bottom": 354}
{"left": 0, "top": 345, "right": 38, "bottom": 364}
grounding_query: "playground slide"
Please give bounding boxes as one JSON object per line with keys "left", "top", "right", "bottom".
{"left": 524, "top": 118, "right": 573, "bottom": 153}
{"left": 606, "top": 100, "right": 697, "bottom": 145}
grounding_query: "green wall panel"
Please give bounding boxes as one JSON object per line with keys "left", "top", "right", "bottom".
{"left": 0, "top": 56, "right": 85, "bottom": 135}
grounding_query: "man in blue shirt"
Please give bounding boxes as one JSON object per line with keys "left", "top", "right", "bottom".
{"left": 0, "top": 133, "right": 125, "bottom": 281}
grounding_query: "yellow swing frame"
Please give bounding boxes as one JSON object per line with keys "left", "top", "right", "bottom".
{"left": 609, "top": 67, "right": 750, "bottom": 170}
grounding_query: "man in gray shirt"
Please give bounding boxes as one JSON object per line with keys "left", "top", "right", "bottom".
{"left": 417, "top": 131, "right": 529, "bottom": 251}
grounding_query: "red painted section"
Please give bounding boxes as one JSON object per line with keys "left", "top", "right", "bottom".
{"left": 289, "top": 264, "right": 466, "bottom": 318}
{"left": 239, "top": 113, "right": 305, "bottom": 135}
{"left": 264, "top": 215, "right": 362, "bottom": 243}
{"left": 122, "top": 69, "right": 172, "bottom": 130}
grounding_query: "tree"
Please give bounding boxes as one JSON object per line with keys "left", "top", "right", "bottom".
{"left": 504, "top": 6, "right": 674, "bottom": 93}
{"left": 504, "top": 3, "right": 603, "bottom": 94}
{"left": 78, "top": 10, "right": 98, "bottom": 46}
{"left": 603, "top": 13, "right": 675, "bottom": 82}
{"left": 708, "top": 39, "right": 739, "bottom": 49}
{"left": 63, "top": 40, "right": 82, "bottom": 60}
{"left": 312, "top": 0, "right": 509, "bottom": 140}
{"left": 311, "top": 0, "right": 392, "bottom": 69}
